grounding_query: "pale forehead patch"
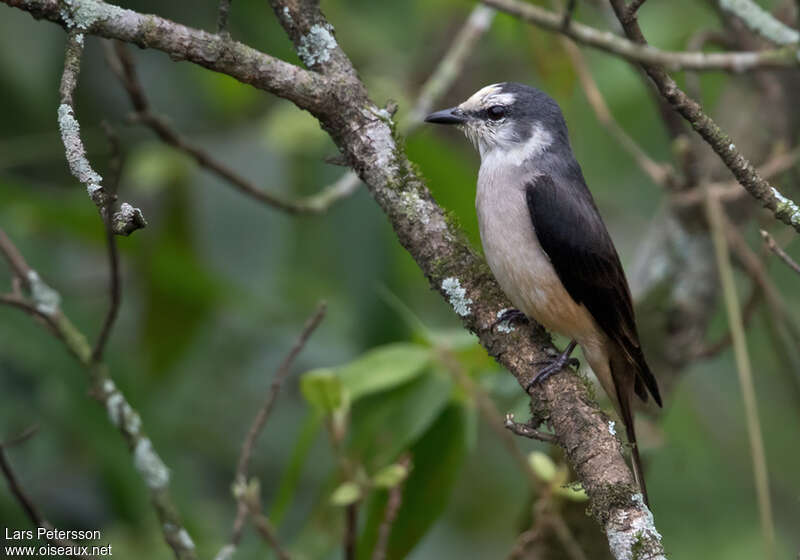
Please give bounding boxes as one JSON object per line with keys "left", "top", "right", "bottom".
{"left": 459, "top": 84, "right": 515, "bottom": 112}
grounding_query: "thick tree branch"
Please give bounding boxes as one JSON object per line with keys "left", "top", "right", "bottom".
{"left": 482, "top": 0, "right": 800, "bottom": 71}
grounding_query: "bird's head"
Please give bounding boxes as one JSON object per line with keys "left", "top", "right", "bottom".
{"left": 425, "top": 82, "right": 568, "bottom": 163}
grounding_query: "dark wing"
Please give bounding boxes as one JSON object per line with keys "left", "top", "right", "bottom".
{"left": 525, "top": 173, "right": 661, "bottom": 406}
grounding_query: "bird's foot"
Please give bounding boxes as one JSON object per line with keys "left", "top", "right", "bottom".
{"left": 526, "top": 340, "right": 578, "bottom": 391}
{"left": 491, "top": 308, "right": 528, "bottom": 331}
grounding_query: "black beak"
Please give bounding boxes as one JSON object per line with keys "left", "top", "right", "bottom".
{"left": 424, "top": 107, "right": 467, "bottom": 125}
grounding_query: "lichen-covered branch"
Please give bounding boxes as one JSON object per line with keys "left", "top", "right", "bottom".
{"left": 57, "top": 30, "right": 146, "bottom": 235}
{"left": 482, "top": 0, "right": 800, "bottom": 72}
{"left": 0, "top": 228, "right": 197, "bottom": 560}
{"left": 1, "top": 0, "right": 667, "bottom": 556}
{"left": 718, "top": 0, "right": 800, "bottom": 45}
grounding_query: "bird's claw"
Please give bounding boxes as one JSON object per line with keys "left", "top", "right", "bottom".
{"left": 491, "top": 308, "right": 528, "bottom": 331}
{"left": 525, "top": 341, "right": 578, "bottom": 391}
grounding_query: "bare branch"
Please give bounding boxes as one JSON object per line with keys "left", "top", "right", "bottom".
{"left": 106, "top": 41, "right": 339, "bottom": 215}
{"left": 223, "top": 303, "right": 326, "bottom": 558}
{"left": 504, "top": 413, "right": 558, "bottom": 443}
{"left": 705, "top": 193, "right": 776, "bottom": 560}
{"left": 482, "top": 0, "right": 800, "bottom": 72}
{"left": 371, "top": 455, "right": 411, "bottom": 560}
{"left": 608, "top": 0, "right": 800, "bottom": 233}
{"left": 404, "top": 5, "right": 496, "bottom": 127}
{"left": 344, "top": 502, "right": 358, "bottom": 560}
{"left": 718, "top": 0, "right": 800, "bottom": 45}
{"left": 91, "top": 123, "right": 123, "bottom": 363}
{"left": 761, "top": 229, "right": 800, "bottom": 275}
{"left": 0, "top": 439, "right": 90, "bottom": 560}
{"left": 235, "top": 302, "right": 326, "bottom": 488}
{"left": 557, "top": 33, "right": 673, "bottom": 186}
{"left": 217, "top": 0, "right": 233, "bottom": 35}
{"left": 57, "top": 31, "right": 146, "bottom": 235}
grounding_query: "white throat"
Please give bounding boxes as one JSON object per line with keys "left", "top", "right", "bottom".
{"left": 477, "top": 121, "right": 553, "bottom": 166}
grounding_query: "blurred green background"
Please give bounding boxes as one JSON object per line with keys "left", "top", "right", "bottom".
{"left": 1, "top": 0, "right": 799, "bottom": 558}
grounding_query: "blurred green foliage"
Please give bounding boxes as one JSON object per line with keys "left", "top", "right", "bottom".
{"left": 1, "top": 1, "right": 799, "bottom": 559}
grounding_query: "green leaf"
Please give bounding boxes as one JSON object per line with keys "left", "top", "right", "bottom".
{"left": 300, "top": 369, "right": 343, "bottom": 413}
{"left": 371, "top": 463, "right": 409, "bottom": 489}
{"left": 528, "top": 451, "right": 557, "bottom": 482}
{"left": 358, "top": 404, "right": 467, "bottom": 560}
{"left": 337, "top": 343, "right": 431, "bottom": 401}
{"left": 330, "top": 482, "right": 362, "bottom": 506}
{"left": 347, "top": 372, "right": 452, "bottom": 471}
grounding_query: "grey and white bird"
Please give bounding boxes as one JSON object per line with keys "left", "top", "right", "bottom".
{"left": 425, "top": 82, "right": 662, "bottom": 503}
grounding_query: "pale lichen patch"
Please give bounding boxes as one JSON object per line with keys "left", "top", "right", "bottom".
{"left": 442, "top": 277, "right": 473, "bottom": 317}
{"left": 606, "top": 493, "right": 664, "bottom": 560}
{"left": 608, "top": 420, "right": 616, "bottom": 436}
{"left": 772, "top": 187, "right": 800, "bottom": 227}
{"left": 133, "top": 438, "right": 170, "bottom": 490}
{"left": 27, "top": 271, "right": 61, "bottom": 316}
{"left": 297, "top": 24, "right": 337, "bottom": 67}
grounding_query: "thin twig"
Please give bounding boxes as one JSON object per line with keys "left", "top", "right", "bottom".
{"left": 623, "top": 0, "right": 649, "bottom": 22}
{"left": 556, "top": 29, "right": 672, "bottom": 186}
{"left": 504, "top": 413, "right": 558, "bottom": 443}
{"left": 344, "top": 502, "right": 358, "bottom": 560}
{"left": 223, "top": 303, "right": 326, "bottom": 557}
{"left": 404, "top": 5, "right": 496, "bottom": 128}
{"left": 106, "top": 41, "right": 346, "bottom": 215}
{"left": 58, "top": 33, "right": 146, "bottom": 235}
{"left": 217, "top": 0, "right": 233, "bottom": 35}
{"left": 371, "top": 455, "right": 411, "bottom": 560}
{"left": 482, "top": 0, "right": 800, "bottom": 72}
{"left": 705, "top": 192, "right": 776, "bottom": 560}
{"left": 694, "top": 280, "right": 761, "bottom": 359}
{"left": 1, "top": 432, "right": 90, "bottom": 559}
{"left": 92, "top": 124, "right": 124, "bottom": 363}
{"left": 761, "top": 229, "right": 800, "bottom": 275}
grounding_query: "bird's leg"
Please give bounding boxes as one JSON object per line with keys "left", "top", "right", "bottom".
{"left": 527, "top": 340, "right": 579, "bottom": 390}
{"left": 491, "top": 308, "right": 528, "bottom": 330}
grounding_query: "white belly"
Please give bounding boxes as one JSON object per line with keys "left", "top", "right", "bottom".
{"left": 475, "top": 170, "right": 597, "bottom": 342}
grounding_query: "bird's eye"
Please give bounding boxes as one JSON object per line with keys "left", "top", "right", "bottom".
{"left": 486, "top": 105, "right": 506, "bottom": 120}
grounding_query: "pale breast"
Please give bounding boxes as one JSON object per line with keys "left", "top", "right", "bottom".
{"left": 476, "top": 165, "right": 597, "bottom": 341}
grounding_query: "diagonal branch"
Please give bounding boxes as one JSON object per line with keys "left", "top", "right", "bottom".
{"left": 761, "top": 229, "right": 800, "bottom": 276}
{"left": 105, "top": 41, "right": 338, "bottom": 214}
